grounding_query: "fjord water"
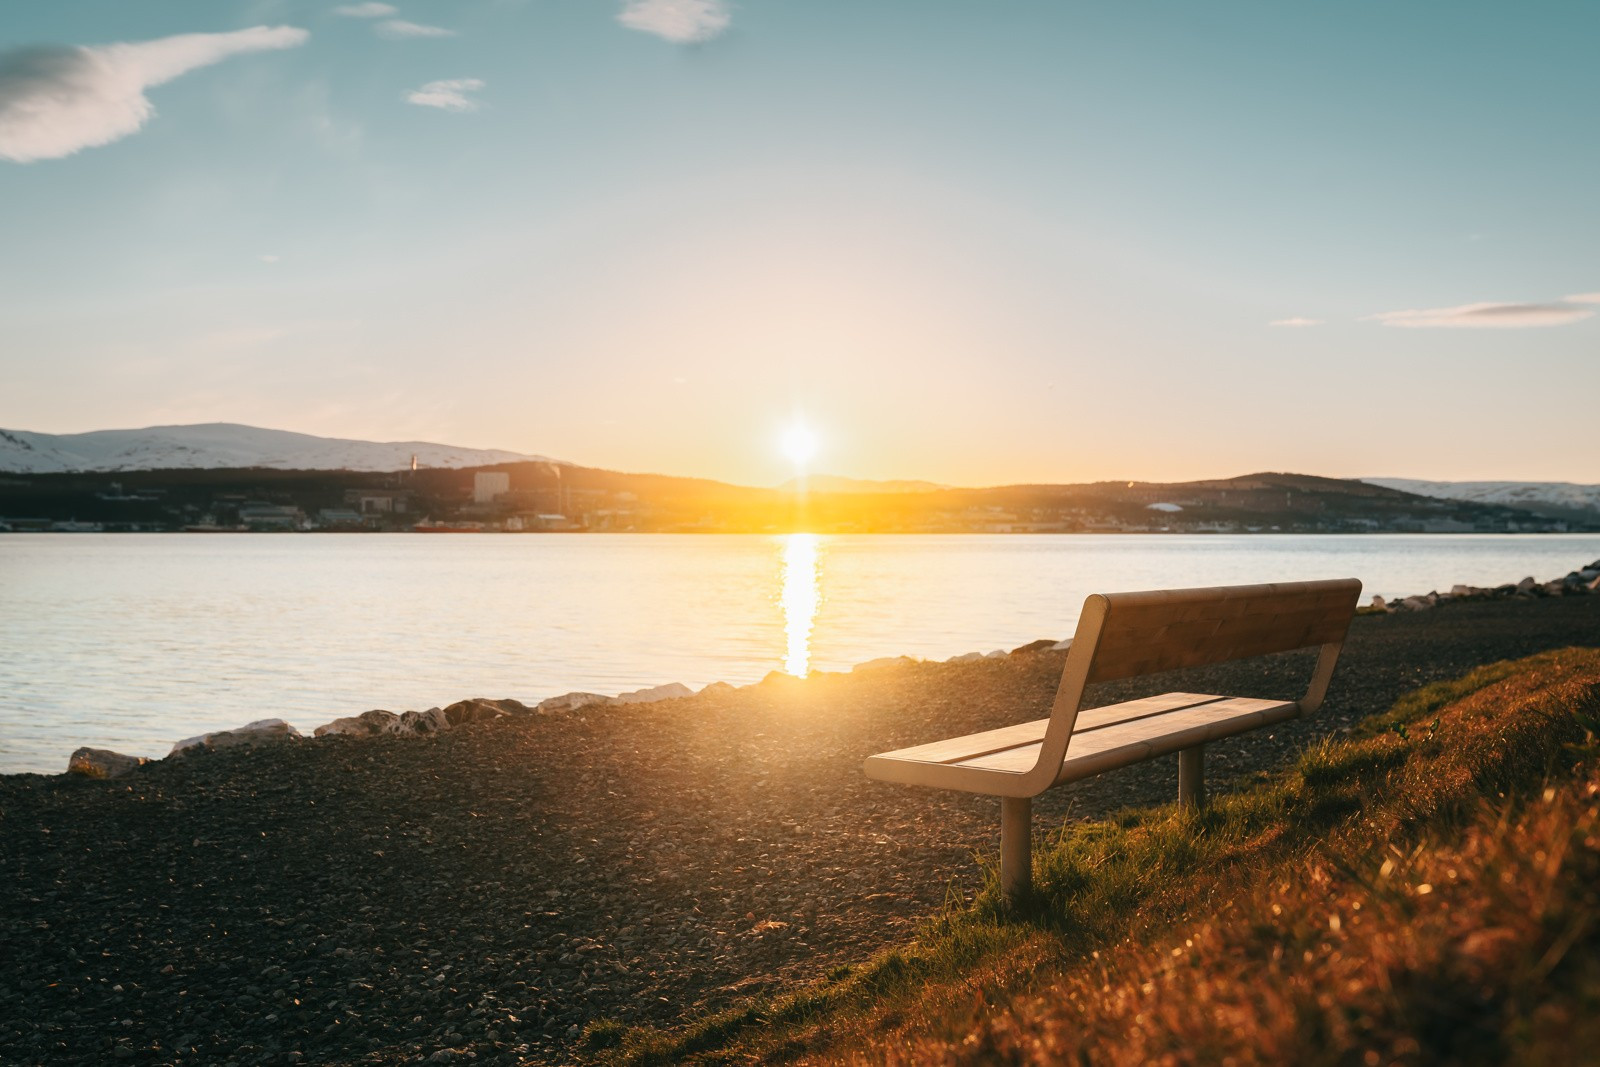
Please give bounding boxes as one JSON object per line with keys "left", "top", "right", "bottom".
{"left": 3, "top": 532, "right": 1598, "bottom": 775}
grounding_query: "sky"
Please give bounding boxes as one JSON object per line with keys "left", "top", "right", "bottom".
{"left": 1, "top": 1, "right": 1597, "bottom": 488}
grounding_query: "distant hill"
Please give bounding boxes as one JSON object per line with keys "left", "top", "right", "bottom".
{"left": 779, "top": 474, "right": 949, "bottom": 494}
{"left": 0, "top": 423, "right": 556, "bottom": 474}
{"left": 0, "top": 423, "right": 1585, "bottom": 534}
{"left": 2, "top": 463, "right": 1572, "bottom": 534}
{"left": 1365, "top": 478, "right": 1600, "bottom": 519}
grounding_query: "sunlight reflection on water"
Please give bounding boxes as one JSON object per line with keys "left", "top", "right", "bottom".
{"left": 5, "top": 532, "right": 1600, "bottom": 773}
{"left": 780, "top": 533, "right": 820, "bottom": 676}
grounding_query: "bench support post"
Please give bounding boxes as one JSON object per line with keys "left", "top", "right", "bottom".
{"left": 1000, "top": 796, "right": 1032, "bottom": 902}
{"left": 1178, "top": 746, "right": 1205, "bottom": 810}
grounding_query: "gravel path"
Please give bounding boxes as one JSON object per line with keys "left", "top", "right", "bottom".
{"left": 3, "top": 595, "right": 1598, "bottom": 1066}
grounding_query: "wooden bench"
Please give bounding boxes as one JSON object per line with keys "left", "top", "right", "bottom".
{"left": 864, "top": 578, "right": 1362, "bottom": 901}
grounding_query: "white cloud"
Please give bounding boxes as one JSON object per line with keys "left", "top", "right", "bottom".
{"left": 1369, "top": 299, "right": 1595, "bottom": 329}
{"left": 618, "top": 0, "right": 731, "bottom": 43}
{"left": 1566, "top": 292, "right": 1600, "bottom": 304}
{"left": 377, "top": 20, "right": 456, "bottom": 39}
{"left": 259, "top": 254, "right": 281, "bottom": 264}
{"left": 0, "top": 26, "right": 309, "bottom": 163}
{"left": 333, "top": 2, "right": 397, "bottom": 16}
{"left": 405, "top": 78, "right": 484, "bottom": 111}
{"left": 1269, "top": 317, "right": 1323, "bottom": 328}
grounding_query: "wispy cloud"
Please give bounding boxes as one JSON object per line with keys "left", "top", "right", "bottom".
{"left": 259, "top": 254, "right": 281, "bottom": 264}
{"left": 1269, "top": 317, "right": 1323, "bottom": 328}
{"left": 332, "top": 2, "right": 397, "bottom": 16}
{"left": 618, "top": 0, "right": 731, "bottom": 43}
{"left": 1567, "top": 292, "right": 1600, "bottom": 304}
{"left": 378, "top": 20, "right": 456, "bottom": 39}
{"left": 0, "top": 26, "right": 309, "bottom": 163}
{"left": 405, "top": 78, "right": 484, "bottom": 111}
{"left": 1369, "top": 297, "right": 1596, "bottom": 329}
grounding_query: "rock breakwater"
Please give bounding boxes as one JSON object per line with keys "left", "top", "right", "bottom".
{"left": 1369, "top": 558, "right": 1600, "bottom": 613}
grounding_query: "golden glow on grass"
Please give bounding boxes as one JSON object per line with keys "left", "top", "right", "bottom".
{"left": 780, "top": 420, "right": 819, "bottom": 471}
{"left": 780, "top": 533, "right": 820, "bottom": 676}
{"left": 604, "top": 650, "right": 1600, "bottom": 1064}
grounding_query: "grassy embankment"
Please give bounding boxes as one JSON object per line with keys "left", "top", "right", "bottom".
{"left": 588, "top": 649, "right": 1600, "bottom": 1064}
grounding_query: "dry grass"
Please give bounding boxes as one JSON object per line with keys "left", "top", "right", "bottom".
{"left": 880, "top": 666, "right": 1600, "bottom": 1065}
{"left": 596, "top": 649, "right": 1600, "bottom": 1066}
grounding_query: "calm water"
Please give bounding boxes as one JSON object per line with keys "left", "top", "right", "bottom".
{"left": 3, "top": 532, "right": 1598, "bottom": 775}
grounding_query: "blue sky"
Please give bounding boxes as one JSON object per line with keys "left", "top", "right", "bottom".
{"left": 2, "top": 1, "right": 1597, "bottom": 485}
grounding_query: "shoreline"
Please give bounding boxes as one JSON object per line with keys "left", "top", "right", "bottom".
{"left": 5, "top": 593, "right": 1599, "bottom": 1064}
{"left": 37, "top": 555, "right": 1600, "bottom": 783}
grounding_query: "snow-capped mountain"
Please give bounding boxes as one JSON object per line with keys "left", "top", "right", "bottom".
{"left": 1364, "top": 478, "right": 1600, "bottom": 517}
{"left": 0, "top": 423, "right": 557, "bottom": 473}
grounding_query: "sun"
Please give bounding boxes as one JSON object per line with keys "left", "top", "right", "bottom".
{"left": 780, "top": 420, "right": 819, "bottom": 469}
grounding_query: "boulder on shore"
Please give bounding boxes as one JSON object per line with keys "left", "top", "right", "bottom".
{"left": 315, "top": 698, "right": 531, "bottom": 738}
{"left": 615, "top": 683, "right": 693, "bottom": 704}
{"left": 66, "top": 747, "right": 148, "bottom": 779}
{"left": 169, "top": 718, "right": 302, "bottom": 758}
{"left": 441, "top": 698, "right": 515, "bottom": 725}
{"left": 852, "top": 656, "right": 918, "bottom": 673}
{"left": 1009, "top": 638, "right": 1060, "bottom": 655}
{"left": 315, "top": 709, "right": 402, "bottom": 738}
{"left": 536, "top": 692, "right": 617, "bottom": 713}
{"left": 397, "top": 708, "right": 451, "bottom": 734}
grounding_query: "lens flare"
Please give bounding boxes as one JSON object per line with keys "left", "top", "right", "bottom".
{"left": 780, "top": 533, "right": 820, "bottom": 676}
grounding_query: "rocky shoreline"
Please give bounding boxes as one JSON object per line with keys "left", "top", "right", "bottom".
{"left": 4, "top": 574, "right": 1600, "bottom": 1064}
{"left": 54, "top": 559, "right": 1600, "bottom": 783}
{"left": 1368, "top": 558, "right": 1600, "bottom": 613}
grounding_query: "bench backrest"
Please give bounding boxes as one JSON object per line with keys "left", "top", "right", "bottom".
{"left": 1034, "top": 578, "right": 1362, "bottom": 780}
{"left": 1081, "top": 580, "right": 1361, "bottom": 683}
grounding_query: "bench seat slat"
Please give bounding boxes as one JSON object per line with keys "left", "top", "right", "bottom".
{"left": 949, "top": 696, "right": 1295, "bottom": 783}
{"left": 1072, "top": 692, "right": 1229, "bottom": 734}
{"left": 866, "top": 692, "right": 1227, "bottom": 767}
{"left": 864, "top": 693, "right": 1297, "bottom": 790}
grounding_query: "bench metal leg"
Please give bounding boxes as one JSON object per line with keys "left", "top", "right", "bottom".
{"left": 1178, "top": 745, "right": 1205, "bottom": 810}
{"left": 1000, "top": 796, "right": 1032, "bottom": 902}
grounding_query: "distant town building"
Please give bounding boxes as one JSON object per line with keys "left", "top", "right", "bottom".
{"left": 237, "top": 504, "right": 302, "bottom": 530}
{"left": 474, "top": 472, "right": 511, "bottom": 504}
{"left": 317, "top": 508, "right": 367, "bottom": 529}
{"left": 344, "top": 489, "right": 409, "bottom": 514}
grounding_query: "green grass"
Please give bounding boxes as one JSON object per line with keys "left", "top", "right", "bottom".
{"left": 595, "top": 649, "right": 1600, "bottom": 1066}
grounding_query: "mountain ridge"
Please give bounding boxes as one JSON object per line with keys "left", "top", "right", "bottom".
{"left": 1364, "top": 478, "right": 1600, "bottom": 518}
{"left": 0, "top": 423, "right": 557, "bottom": 474}
{"left": 1, "top": 426, "right": 1591, "bottom": 517}
{"left": 778, "top": 474, "right": 950, "bottom": 494}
